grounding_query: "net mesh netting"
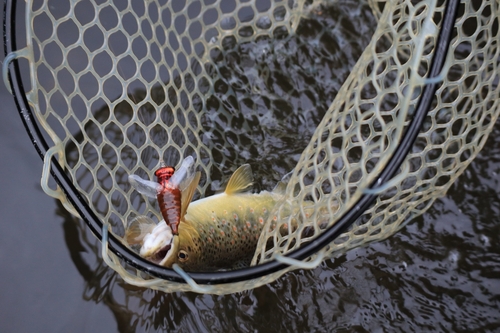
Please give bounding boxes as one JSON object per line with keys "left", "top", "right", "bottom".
{"left": 6, "top": 0, "right": 500, "bottom": 294}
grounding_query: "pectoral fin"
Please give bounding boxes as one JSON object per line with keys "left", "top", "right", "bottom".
{"left": 225, "top": 164, "right": 253, "bottom": 195}
{"left": 125, "top": 216, "right": 156, "bottom": 245}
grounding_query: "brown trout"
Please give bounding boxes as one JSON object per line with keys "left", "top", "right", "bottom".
{"left": 125, "top": 164, "right": 284, "bottom": 272}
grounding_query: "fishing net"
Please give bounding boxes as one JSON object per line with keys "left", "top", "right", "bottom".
{"left": 3, "top": 0, "right": 499, "bottom": 294}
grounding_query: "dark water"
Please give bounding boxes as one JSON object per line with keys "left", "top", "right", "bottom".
{"left": 1, "top": 3, "right": 500, "bottom": 333}
{"left": 2, "top": 96, "right": 500, "bottom": 332}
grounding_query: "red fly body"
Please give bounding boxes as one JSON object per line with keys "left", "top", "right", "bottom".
{"left": 129, "top": 156, "right": 194, "bottom": 236}
{"left": 155, "top": 164, "right": 182, "bottom": 235}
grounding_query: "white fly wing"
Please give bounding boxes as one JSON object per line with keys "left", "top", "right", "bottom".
{"left": 179, "top": 171, "right": 196, "bottom": 192}
{"left": 169, "top": 156, "right": 195, "bottom": 188}
{"left": 128, "top": 174, "right": 161, "bottom": 198}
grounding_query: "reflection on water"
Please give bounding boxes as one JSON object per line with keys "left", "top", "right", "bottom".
{"left": 63, "top": 125, "right": 500, "bottom": 331}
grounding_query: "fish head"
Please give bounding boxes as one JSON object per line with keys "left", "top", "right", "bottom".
{"left": 136, "top": 221, "right": 174, "bottom": 263}
{"left": 159, "top": 222, "right": 201, "bottom": 270}
{"left": 129, "top": 218, "right": 201, "bottom": 269}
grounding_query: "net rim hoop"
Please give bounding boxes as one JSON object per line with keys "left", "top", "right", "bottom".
{"left": 3, "top": 0, "right": 459, "bottom": 285}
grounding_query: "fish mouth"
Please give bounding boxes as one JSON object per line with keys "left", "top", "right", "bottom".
{"left": 151, "top": 244, "right": 171, "bottom": 262}
{"left": 139, "top": 221, "right": 174, "bottom": 262}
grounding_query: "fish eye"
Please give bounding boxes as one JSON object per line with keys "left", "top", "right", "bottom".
{"left": 178, "top": 250, "right": 188, "bottom": 261}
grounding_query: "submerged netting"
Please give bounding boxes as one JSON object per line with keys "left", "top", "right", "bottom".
{"left": 3, "top": 0, "right": 499, "bottom": 294}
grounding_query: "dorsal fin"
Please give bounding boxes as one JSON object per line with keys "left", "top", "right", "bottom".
{"left": 225, "top": 164, "right": 253, "bottom": 195}
{"left": 180, "top": 171, "right": 201, "bottom": 220}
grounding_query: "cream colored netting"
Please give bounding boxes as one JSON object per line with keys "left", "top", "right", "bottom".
{"left": 4, "top": 0, "right": 499, "bottom": 294}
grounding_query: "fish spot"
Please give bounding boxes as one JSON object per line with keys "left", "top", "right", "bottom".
{"left": 223, "top": 210, "right": 227, "bottom": 215}
{"left": 259, "top": 217, "right": 264, "bottom": 224}
{"left": 220, "top": 230, "right": 225, "bottom": 236}
{"left": 222, "top": 219, "right": 226, "bottom": 224}
{"left": 246, "top": 221, "right": 251, "bottom": 228}
{"left": 262, "top": 208, "right": 267, "bottom": 213}
{"left": 233, "top": 226, "right": 237, "bottom": 232}
{"left": 233, "top": 213, "right": 238, "bottom": 221}
{"left": 273, "top": 216, "right": 277, "bottom": 221}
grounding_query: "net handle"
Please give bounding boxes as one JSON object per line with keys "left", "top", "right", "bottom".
{"left": 3, "top": 0, "right": 459, "bottom": 284}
